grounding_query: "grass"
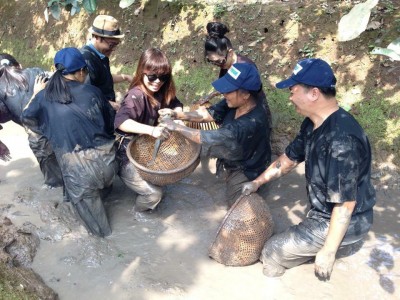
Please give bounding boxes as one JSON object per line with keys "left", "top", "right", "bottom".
{"left": 0, "top": 263, "right": 38, "bottom": 300}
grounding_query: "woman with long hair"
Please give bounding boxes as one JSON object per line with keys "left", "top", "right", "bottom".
{"left": 0, "top": 53, "right": 63, "bottom": 187}
{"left": 204, "top": 22, "right": 272, "bottom": 130}
{"left": 114, "top": 47, "right": 183, "bottom": 212}
{"left": 23, "top": 47, "right": 117, "bottom": 237}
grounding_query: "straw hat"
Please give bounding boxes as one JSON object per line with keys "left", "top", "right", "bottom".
{"left": 88, "top": 15, "right": 124, "bottom": 39}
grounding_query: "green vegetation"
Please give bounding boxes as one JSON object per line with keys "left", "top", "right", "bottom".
{"left": 0, "top": 263, "right": 38, "bottom": 300}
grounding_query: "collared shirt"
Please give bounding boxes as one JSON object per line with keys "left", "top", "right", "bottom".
{"left": 115, "top": 86, "right": 183, "bottom": 130}
{"left": 80, "top": 44, "right": 115, "bottom": 102}
{"left": 285, "top": 107, "right": 376, "bottom": 217}
{"left": 87, "top": 42, "right": 106, "bottom": 59}
{"left": 23, "top": 81, "right": 115, "bottom": 156}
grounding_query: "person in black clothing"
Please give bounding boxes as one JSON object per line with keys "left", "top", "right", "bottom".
{"left": 0, "top": 53, "right": 62, "bottom": 187}
{"left": 114, "top": 48, "right": 183, "bottom": 212}
{"left": 159, "top": 63, "right": 270, "bottom": 207}
{"left": 23, "top": 47, "right": 117, "bottom": 237}
{"left": 242, "top": 58, "right": 376, "bottom": 280}
{"left": 81, "top": 15, "right": 133, "bottom": 111}
{"left": 204, "top": 22, "right": 272, "bottom": 144}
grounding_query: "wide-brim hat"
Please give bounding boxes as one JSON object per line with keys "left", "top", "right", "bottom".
{"left": 88, "top": 15, "right": 124, "bottom": 39}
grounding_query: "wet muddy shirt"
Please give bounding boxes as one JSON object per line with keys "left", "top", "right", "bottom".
{"left": 81, "top": 45, "right": 115, "bottom": 102}
{"left": 285, "top": 107, "right": 376, "bottom": 217}
{"left": 0, "top": 68, "right": 44, "bottom": 125}
{"left": 203, "top": 99, "right": 271, "bottom": 181}
{"left": 114, "top": 86, "right": 183, "bottom": 130}
{"left": 22, "top": 81, "right": 115, "bottom": 156}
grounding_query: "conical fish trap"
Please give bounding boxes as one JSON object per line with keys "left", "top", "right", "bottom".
{"left": 209, "top": 193, "right": 274, "bottom": 266}
{"left": 127, "top": 132, "right": 201, "bottom": 186}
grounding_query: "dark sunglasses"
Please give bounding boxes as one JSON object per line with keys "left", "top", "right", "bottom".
{"left": 102, "top": 38, "right": 120, "bottom": 49}
{"left": 145, "top": 73, "right": 170, "bottom": 82}
{"left": 206, "top": 52, "right": 228, "bottom": 66}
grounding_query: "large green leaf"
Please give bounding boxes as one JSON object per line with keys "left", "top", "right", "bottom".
{"left": 338, "top": 0, "right": 379, "bottom": 42}
{"left": 370, "top": 47, "right": 400, "bottom": 61}
{"left": 387, "top": 37, "right": 400, "bottom": 54}
{"left": 119, "top": 0, "right": 136, "bottom": 9}
{"left": 82, "top": 0, "right": 97, "bottom": 14}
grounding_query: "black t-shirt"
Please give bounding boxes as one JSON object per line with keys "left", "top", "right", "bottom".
{"left": 0, "top": 68, "right": 44, "bottom": 125}
{"left": 202, "top": 98, "right": 271, "bottom": 180}
{"left": 23, "top": 81, "right": 115, "bottom": 156}
{"left": 81, "top": 45, "right": 115, "bottom": 101}
{"left": 114, "top": 86, "right": 183, "bottom": 130}
{"left": 285, "top": 107, "right": 376, "bottom": 217}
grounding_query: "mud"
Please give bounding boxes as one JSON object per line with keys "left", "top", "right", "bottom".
{"left": 1, "top": 121, "right": 399, "bottom": 300}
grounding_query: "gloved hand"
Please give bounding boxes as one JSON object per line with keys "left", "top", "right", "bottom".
{"left": 241, "top": 181, "right": 260, "bottom": 196}
{"left": 0, "top": 140, "right": 11, "bottom": 162}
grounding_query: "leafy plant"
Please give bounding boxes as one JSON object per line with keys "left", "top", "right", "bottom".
{"left": 45, "top": 0, "right": 97, "bottom": 21}
{"left": 299, "top": 43, "right": 316, "bottom": 58}
{"left": 213, "top": 4, "right": 226, "bottom": 19}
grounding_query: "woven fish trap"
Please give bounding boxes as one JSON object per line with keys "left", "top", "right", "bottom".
{"left": 127, "top": 132, "right": 201, "bottom": 186}
{"left": 185, "top": 95, "right": 220, "bottom": 131}
{"left": 209, "top": 193, "right": 274, "bottom": 266}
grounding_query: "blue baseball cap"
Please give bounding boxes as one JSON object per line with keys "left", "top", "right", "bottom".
{"left": 54, "top": 47, "right": 87, "bottom": 75}
{"left": 276, "top": 58, "right": 336, "bottom": 89}
{"left": 212, "top": 63, "right": 261, "bottom": 93}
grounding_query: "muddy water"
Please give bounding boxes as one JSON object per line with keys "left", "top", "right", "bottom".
{"left": 1, "top": 122, "right": 399, "bottom": 300}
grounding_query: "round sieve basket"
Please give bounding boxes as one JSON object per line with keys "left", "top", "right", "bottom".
{"left": 127, "top": 132, "right": 201, "bottom": 186}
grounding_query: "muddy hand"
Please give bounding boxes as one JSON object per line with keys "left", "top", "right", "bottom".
{"left": 0, "top": 140, "right": 11, "bottom": 162}
{"left": 158, "top": 108, "right": 176, "bottom": 120}
{"left": 241, "top": 181, "right": 259, "bottom": 195}
{"left": 152, "top": 126, "right": 170, "bottom": 140}
{"left": 159, "top": 118, "right": 177, "bottom": 132}
{"left": 314, "top": 248, "right": 335, "bottom": 281}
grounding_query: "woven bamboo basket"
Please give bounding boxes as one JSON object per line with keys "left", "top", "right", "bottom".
{"left": 208, "top": 193, "right": 274, "bottom": 266}
{"left": 127, "top": 132, "right": 201, "bottom": 186}
{"left": 185, "top": 93, "right": 220, "bottom": 130}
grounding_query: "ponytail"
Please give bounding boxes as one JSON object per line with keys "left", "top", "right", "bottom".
{"left": 44, "top": 65, "right": 72, "bottom": 104}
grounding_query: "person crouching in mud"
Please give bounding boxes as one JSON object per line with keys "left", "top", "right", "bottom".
{"left": 159, "top": 63, "right": 271, "bottom": 208}
{"left": 242, "top": 58, "right": 376, "bottom": 280}
{"left": 114, "top": 48, "right": 183, "bottom": 213}
{"left": 23, "top": 47, "right": 117, "bottom": 237}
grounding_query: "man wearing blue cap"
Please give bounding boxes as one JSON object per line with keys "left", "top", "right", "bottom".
{"left": 159, "top": 63, "right": 271, "bottom": 207}
{"left": 242, "top": 58, "right": 376, "bottom": 280}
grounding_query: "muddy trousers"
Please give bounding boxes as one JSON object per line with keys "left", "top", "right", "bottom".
{"left": 224, "top": 169, "right": 250, "bottom": 208}
{"left": 59, "top": 144, "right": 117, "bottom": 237}
{"left": 27, "top": 129, "right": 63, "bottom": 187}
{"left": 117, "top": 142, "right": 162, "bottom": 212}
{"left": 72, "top": 189, "right": 112, "bottom": 237}
{"left": 261, "top": 209, "right": 373, "bottom": 277}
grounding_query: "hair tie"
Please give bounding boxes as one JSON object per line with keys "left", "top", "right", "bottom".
{"left": 0, "top": 59, "right": 10, "bottom": 66}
